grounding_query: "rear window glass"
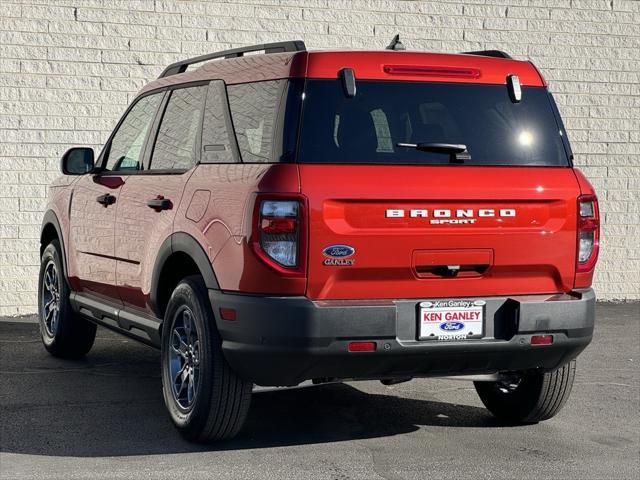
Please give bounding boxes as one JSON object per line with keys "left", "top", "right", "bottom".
{"left": 297, "top": 80, "right": 569, "bottom": 166}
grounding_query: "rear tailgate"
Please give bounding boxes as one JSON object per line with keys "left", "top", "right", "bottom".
{"left": 301, "top": 165, "right": 580, "bottom": 300}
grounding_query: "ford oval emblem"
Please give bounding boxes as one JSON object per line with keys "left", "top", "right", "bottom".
{"left": 439, "top": 321, "right": 465, "bottom": 332}
{"left": 322, "top": 245, "right": 355, "bottom": 258}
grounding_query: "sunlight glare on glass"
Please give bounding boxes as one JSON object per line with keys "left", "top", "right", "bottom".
{"left": 518, "top": 130, "right": 534, "bottom": 147}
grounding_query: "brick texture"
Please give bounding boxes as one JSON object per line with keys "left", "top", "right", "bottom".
{"left": 1, "top": 0, "right": 639, "bottom": 314}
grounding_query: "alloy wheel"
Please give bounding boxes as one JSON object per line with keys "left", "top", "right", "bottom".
{"left": 41, "top": 260, "right": 60, "bottom": 337}
{"left": 168, "top": 307, "right": 201, "bottom": 410}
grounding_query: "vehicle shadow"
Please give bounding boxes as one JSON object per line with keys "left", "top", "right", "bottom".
{"left": 0, "top": 323, "right": 503, "bottom": 458}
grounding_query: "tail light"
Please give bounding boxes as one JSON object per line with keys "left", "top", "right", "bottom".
{"left": 576, "top": 194, "right": 599, "bottom": 273}
{"left": 251, "top": 195, "right": 307, "bottom": 276}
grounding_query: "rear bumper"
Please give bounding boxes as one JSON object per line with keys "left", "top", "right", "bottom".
{"left": 210, "top": 288, "right": 595, "bottom": 386}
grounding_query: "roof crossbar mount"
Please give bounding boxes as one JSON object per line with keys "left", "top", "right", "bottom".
{"left": 462, "top": 50, "right": 512, "bottom": 59}
{"left": 158, "top": 40, "right": 307, "bottom": 78}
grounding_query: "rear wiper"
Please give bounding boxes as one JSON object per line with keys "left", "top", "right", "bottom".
{"left": 397, "top": 142, "right": 471, "bottom": 163}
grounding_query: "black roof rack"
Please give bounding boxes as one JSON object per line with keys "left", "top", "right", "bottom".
{"left": 461, "top": 50, "right": 512, "bottom": 59}
{"left": 158, "top": 40, "right": 307, "bottom": 79}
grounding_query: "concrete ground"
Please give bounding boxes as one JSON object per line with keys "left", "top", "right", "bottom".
{"left": 1, "top": 303, "right": 638, "bottom": 480}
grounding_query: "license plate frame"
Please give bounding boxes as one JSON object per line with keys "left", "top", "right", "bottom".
{"left": 418, "top": 299, "right": 486, "bottom": 341}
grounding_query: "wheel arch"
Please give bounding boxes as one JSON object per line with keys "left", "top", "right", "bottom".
{"left": 40, "top": 210, "right": 68, "bottom": 281}
{"left": 151, "top": 232, "right": 220, "bottom": 318}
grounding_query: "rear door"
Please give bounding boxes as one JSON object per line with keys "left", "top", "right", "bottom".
{"left": 114, "top": 84, "right": 207, "bottom": 312}
{"left": 296, "top": 79, "right": 581, "bottom": 300}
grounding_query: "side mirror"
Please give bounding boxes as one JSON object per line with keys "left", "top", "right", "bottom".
{"left": 61, "top": 147, "right": 95, "bottom": 175}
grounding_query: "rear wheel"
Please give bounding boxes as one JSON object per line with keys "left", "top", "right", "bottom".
{"left": 161, "top": 276, "right": 252, "bottom": 442}
{"left": 474, "top": 360, "right": 576, "bottom": 423}
{"left": 38, "top": 240, "right": 96, "bottom": 358}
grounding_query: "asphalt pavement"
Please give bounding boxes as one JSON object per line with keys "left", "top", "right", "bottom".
{"left": 1, "top": 303, "right": 638, "bottom": 480}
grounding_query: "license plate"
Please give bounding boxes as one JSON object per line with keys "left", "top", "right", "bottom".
{"left": 419, "top": 300, "right": 485, "bottom": 341}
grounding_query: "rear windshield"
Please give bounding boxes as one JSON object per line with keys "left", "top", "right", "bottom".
{"left": 297, "top": 80, "right": 569, "bottom": 166}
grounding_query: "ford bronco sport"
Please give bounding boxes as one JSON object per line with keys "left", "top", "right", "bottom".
{"left": 39, "top": 40, "right": 599, "bottom": 442}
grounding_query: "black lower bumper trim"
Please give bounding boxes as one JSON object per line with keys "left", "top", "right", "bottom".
{"left": 209, "top": 289, "right": 595, "bottom": 386}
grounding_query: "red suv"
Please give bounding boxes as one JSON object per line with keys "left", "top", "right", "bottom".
{"left": 39, "top": 40, "right": 599, "bottom": 442}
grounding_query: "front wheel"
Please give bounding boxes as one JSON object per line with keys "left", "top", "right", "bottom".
{"left": 38, "top": 240, "right": 96, "bottom": 358}
{"left": 161, "top": 276, "right": 252, "bottom": 442}
{"left": 474, "top": 360, "right": 576, "bottom": 424}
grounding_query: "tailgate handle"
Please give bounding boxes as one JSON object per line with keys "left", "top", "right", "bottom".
{"left": 412, "top": 249, "right": 494, "bottom": 279}
{"left": 416, "top": 264, "right": 490, "bottom": 278}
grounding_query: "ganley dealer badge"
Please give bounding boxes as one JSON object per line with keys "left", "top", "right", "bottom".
{"left": 322, "top": 245, "right": 355, "bottom": 266}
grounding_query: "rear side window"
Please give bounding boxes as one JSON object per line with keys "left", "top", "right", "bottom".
{"left": 298, "top": 80, "right": 569, "bottom": 166}
{"left": 227, "top": 80, "right": 285, "bottom": 163}
{"left": 149, "top": 85, "right": 206, "bottom": 171}
{"left": 104, "top": 93, "right": 161, "bottom": 172}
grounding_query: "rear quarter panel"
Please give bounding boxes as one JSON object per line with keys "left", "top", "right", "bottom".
{"left": 176, "top": 163, "right": 303, "bottom": 294}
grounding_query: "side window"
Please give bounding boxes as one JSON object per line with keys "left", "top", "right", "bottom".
{"left": 149, "top": 85, "right": 206, "bottom": 171}
{"left": 104, "top": 93, "right": 162, "bottom": 172}
{"left": 227, "top": 80, "right": 285, "bottom": 163}
{"left": 201, "top": 80, "right": 238, "bottom": 164}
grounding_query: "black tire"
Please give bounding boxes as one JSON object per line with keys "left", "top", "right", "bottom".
{"left": 474, "top": 360, "right": 576, "bottom": 424}
{"left": 38, "top": 240, "right": 96, "bottom": 358}
{"left": 161, "top": 275, "right": 252, "bottom": 442}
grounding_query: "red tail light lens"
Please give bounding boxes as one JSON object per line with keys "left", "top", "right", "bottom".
{"left": 531, "top": 335, "right": 553, "bottom": 345}
{"left": 219, "top": 308, "right": 237, "bottom": 321}
{"left": 261, "top": 217, "right": 297, "bottom": 235}
{"left": 577, "top": 194, "right": 599, "bottom": 273}
{"left": 251, "top": 195, "right": 307, "bottom": 276}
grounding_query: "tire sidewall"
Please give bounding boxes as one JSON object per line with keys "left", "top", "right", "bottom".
{"left": 161, "top": 279, "right": 216, "bottom": 434}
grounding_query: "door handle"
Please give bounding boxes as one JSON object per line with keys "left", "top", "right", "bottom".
{"left": 96, "top": 193, "right": 116, "bottom": 206}
{"left": 147, "top": 196, "right": 172, "bottom": 211}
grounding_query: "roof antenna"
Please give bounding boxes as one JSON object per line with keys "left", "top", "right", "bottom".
{"left": 386, "top": 34, "right": 406, "bottom": 51}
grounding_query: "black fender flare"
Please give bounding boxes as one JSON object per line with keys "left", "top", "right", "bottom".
{"left": 41, "top": 210, "right": 69, "bottom": 281}
{"left": 150, "top": 232, "right": 220, "bottom": 314}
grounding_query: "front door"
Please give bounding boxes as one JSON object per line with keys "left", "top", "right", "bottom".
{"left": 115, "top": 85, "right": 207, "bottom": 312}
{"left": 68, "top": 92, "right": 163, "bottom": 301}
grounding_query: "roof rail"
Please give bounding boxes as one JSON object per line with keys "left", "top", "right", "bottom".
{"left": 158, "top": 40, "right": 307, "bottom": 78}
{"left": 462, "top": 50, "right": 512, "bottom": 59}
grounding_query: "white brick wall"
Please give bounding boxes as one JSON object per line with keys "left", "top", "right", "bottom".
{"left": 1, "top": 0, "right": 639, "bottom": 314}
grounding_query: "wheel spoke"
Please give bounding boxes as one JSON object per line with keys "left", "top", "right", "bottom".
{"left": 44, "top": 298, "right": 55, "bottom": 318}
{"left": 187, "top": 369, "right": 195, "bottom": 404}
{"left": 50, "top": 311, "right": 58, "bottom": 333}
{"left": 44, "top": 270, "right": 53, "bottom": 292}
{"left": 174, "top": 363, "right": 187, "bottom": 396}
{"left": 183, "top": 310, "right": 193, "bottom": 342}
{"left": 50, "top": 267, "right": 58, "bottom": 292}
{"left": 171, "top": 330, "right": 189, "bottom": 359}
{"left": 192, "top": 340, "right": 200, "bottom": 365}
